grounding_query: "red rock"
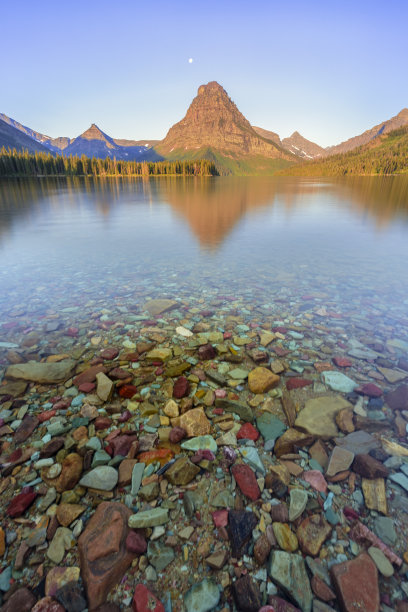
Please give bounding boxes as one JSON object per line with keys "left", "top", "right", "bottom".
{"left": 32, "top": 597, "right": 65, "bottom": 612}
{"left": 126, "top": 531, "right": 147, "bottom": 554}
{"left": 110, "top": 435, "right": 139, "bottom": 457}
{"left": 79, "top": 502, "right": 134, "bottom": 610}
{"left": 237, "top": 422, "right": 260, "bottom": 441}
{"left": 100, "top": 348, "right": 119, "bottom": 360}
{"left": 38, "top": 409, "right": 57, "bottom": 423}
{"left": 118, "top": 384, "right": 138, "bottom": 398}
{"left": 14, "top": 414, "right": 39, "bottom": 443}
{"left": 386, "top": 385, "right": 408, "bottom": 411}
{"left": 40, "top": 437, "right": 65, "bottom": 458}
{"left": 132, "top": 585, "right": 164, "bottom": 612}
{"left": 52, "top": 399, "right": 71, "bottom": 410}
{"left": 42, "top": 452, "right": 83, "bottom": 493}
{"left": 268, "top": 596, "right": 301, "bottom": 611}
{"left": 0, "top": 587, "right": 37, "bottom": 612}
{"left": 333, "top": 357, "right": 352, "bottom": 368}
{"left": 286, "top": 377, "right": 313, "bottom": 391}
{"left": 173, "top": 376, "right": 190, "bottom": 399}
{"left": 231, "top": 464, "right": 260, "bottom": 501}
{"left": 66, "top": 327, "right": 79, "bottom": 337}
{"left": 311, "top": 575, "right": 336, "bottom": 601}
{"left": 109, "top": 367, "right": 130, "bottom": 380}
{"left": 198, "top": 344, "right": 217, "bottom": 360}
{"left": 169, "top": 426, "right": 186, "bottom": 443}
{"left": 95, "top": 417, "right": 112, "bottom": 430}
{"left": 331, "top": 553, "right": 379, "bottom": 612}
{"left": 343, "top": 506, "right": 359, "bottom": 521}
{"left": 349, "top": 521, "right": 402, "bottom": 567}
{"left": 352, "top": 454, "right": 389, "bottom": 479}
{"left": 302, "top": 470, "right": 328, "bottom": 493}
{"left": 73, "top": 365, "right": 107, "bottom": 386}
{"left": 356, "top": 383, "right": 382, "bottom": 397}
{"left": 79, "top": 382, "right": 96, "bottom": 393}
{"left": 7, "top": 487, "right": 37, "bottom": 517}
{"left": 212, "top": 509, "right": 229, "bottom": 527}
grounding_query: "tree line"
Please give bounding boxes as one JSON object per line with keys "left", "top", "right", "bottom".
{"left": 0, "top": 148, "right": 218, "bottom": 177}
{"left": 279, "top": 127, "right": 408, "bottom": 177}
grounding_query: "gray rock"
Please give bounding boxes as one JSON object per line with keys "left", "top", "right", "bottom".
{"left": 131, "top": 462, "right": 145, "bottom": 496}
{"left": 147, "top": 540, "right": 175, "bottom": 571}
{"left": 184, "top": 578, "right": 220, "bottom": 612}
{"left": 289, "top": 488, "right": 308, "bottom": 521}
{"left": 6, "top": 360, "right": 76, "bottom": 383}
{"left": 268, "top": 550, "right": 312, "bottom": 612}
{"left": 79, "top": 466, "right": 118, "bottom": 491}
{"left": 321, "top": 371, "right": 357, "bottom": 393}
{"left": 389, "top": 472, "right": 408, "bottom": 492}
{"left": 334, "top": 430, "right": 380, "bottom": 455}
{"left": 374, "top": 517, "right": 397, "bottom": 547}
{"left": 47, "top": 527, "right": 73, "bottom": 564}
{"left": 214, "top": 398, "right": 253, "bottom": 422}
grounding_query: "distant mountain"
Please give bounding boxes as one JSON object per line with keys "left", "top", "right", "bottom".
{"left": 326, "top": 108, "right": 408, "bottom": 156}
{"left": 156, "top": 81, "right": 294, "bottom": 173}
{"left": 113, "top": 138, "right": 160, "bottom": 148}
{"left": 0, "top": 113, "right": 71, "bottom": 152}
{"left": 279, "top": 125, "right": 408, "bottom": 176}
{"left": 281, "top": 131, "right": 325, "bottom": 159}
{"left": 64, "top": 124, "right": 161, "bottom": 161}
{"left": 0, "top": 117, "right": 51, "bottom": 154}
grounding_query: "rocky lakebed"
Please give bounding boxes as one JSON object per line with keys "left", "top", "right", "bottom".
{"left": 1, "top": 294, "right": 408, "bottom": 612}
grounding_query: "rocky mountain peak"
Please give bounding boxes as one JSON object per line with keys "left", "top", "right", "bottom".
{"left": 81, "top": 124, "right": 112, "bottom": 142}
{"left": 157, "top": 82, "right": 291, "bottom": 160}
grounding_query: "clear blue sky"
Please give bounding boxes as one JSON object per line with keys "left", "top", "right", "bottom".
{"left": 2, "top": 0, "right": 407, "bottom": 147}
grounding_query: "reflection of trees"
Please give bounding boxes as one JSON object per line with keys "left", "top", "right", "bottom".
{"left": 0, "top": 175, "right": 407, "bottom": 248}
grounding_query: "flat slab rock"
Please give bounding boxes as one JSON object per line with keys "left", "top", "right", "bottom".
{"left": 295, "top": 396, "right": 353, "bottom": 438}
{"left": 78, "top": 501, "right": 133, "bottom": 610}
{"left": 330, "top": 553, "right": 379, "bottom": 612}
{"left": 6, "top": 359, "right": 76, "bottom": 383}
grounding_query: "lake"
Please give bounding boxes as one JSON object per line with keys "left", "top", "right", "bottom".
{"left": 1, "top": 175, "right": 408, "bottom": 331}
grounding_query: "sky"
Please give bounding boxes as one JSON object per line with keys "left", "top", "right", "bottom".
{"left": 1, "top": 0, "right": 408, "bottom": 147}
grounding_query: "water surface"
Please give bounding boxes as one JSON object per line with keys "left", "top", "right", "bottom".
{"left": 1, "top": 175, "right": 408, "bottom": 345}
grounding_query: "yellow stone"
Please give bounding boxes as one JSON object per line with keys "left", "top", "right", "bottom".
{"left": 143, "top": 299, "right": 178, "bottom": 316}
{"left": 164, "top": 399, "right": 179, "bottom": 418}
{"left": 56, "top": 503, "right": 86, "bottom": 527}
{"left": 46, "top": 354, "right": 71, "bottom": 363}
{"left": 177, "top": 408, "right": 211, "bottom": 437}
{"left": 146, "top": 348, "right": 173, "bottom": 362}
{"left": 248, "top": 367, "right": 280, "bottom": 394}
{"left": 269, "top": 464, "right": 291, "bottom": 486}
{"left": 259, "top": 331, "right": 276, "bottom": 347}
{"left": 362, "top": 478, "right": 387, "bottom": 515}
{"left": 160, "top": 415, "right": 170, "bottom": 426}
{"left": 273, "top": 523, "right": 298, "bottom": 552}
{"left": 381, "top": 438, "right": 408, "bottom": 457}
{"left": 158, "top": 427, "right": 171, "bottom": 442}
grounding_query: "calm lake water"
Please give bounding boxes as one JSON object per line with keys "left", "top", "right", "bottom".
{"left": 0, "top": 175, "right": 408, "bottom": 341}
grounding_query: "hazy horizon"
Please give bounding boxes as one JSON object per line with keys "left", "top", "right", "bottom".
{"left": 2, "top": 0, "right": 407, "bottom": 147}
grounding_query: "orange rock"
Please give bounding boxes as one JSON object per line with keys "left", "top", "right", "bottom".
{"left": 177, "top": 408, "right": 211, "bottom": 437}
{"left": 138, "top": 448, "right": 174, "bottom": 466}
{"left": 248, "top": 367, "right": 280, "bottom": 394}
{"left": 336, "top": 408, "right": 355, "bottom": 433}
{"left": 72, "top": 426, "right": 88, "bottom": 441}
{"left": 41, "top": 453, "right": 83, "bottom": 493}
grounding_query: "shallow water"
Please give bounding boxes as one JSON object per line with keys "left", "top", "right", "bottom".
{"left": 1, "top": 175, "right": 408, "bottom": 333}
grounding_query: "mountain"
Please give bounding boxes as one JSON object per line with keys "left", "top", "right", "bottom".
{"left": 0, "top": 113, "right": 71, "bottom": 152}
{"left": 113, "top": 138, "right": 160, "bottom": 148}
{"left": 326, "top": 108, "right": 408, "bottom": 156}
{"left": 64, "top": 124, "right": 161, "bottom": 161}
{"left": 0, "top": 117, "right": 51, "bottom": 154}
{"left": 279, "top": 125, "right": 408, "bottom": 176}
{"left": 156, "top": 81, "right": 294, "bottom": 173}
{"left": 252, "top": 126, "right": 281, "bottom": 146}
{"left": 281, "top": 131, "right": 325, "bottom": 159}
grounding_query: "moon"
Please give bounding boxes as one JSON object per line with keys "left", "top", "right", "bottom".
{"left": 188, "top": 58, "right": 193, "bottom": 64}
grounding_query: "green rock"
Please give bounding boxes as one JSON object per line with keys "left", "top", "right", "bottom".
{"left": 256, "top": 412, "right": 286, "bottom": 441}
{"left": 268, "top": 551, "right": 312, "bottom": 612}
{"left": 321, "top": 371, "right": 357, "bottom": 393}
{"left": 215, "top": 398, "right": 253, "bottom": 422}
{"left": 184, "top": 578, "right": 220, "bottom": 612}
{"left": 128, "top": 508, "right": 169, "bottom": 528}
{"left": 181, "top": 435, "right": 217, "bottom": 453}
